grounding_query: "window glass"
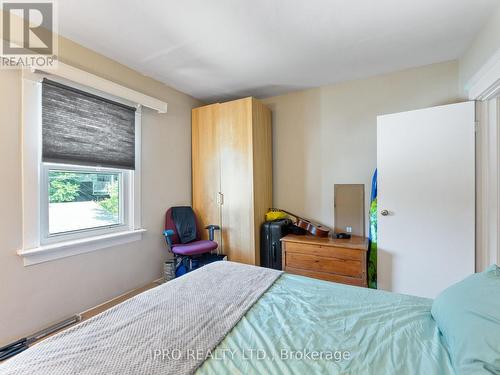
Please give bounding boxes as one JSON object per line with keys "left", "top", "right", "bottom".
{"left": 48, "top": 170, "right": 122, "bottom": 235}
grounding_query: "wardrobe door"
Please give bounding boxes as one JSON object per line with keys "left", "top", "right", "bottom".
{"left": 192, "top": 104, "right": 221, "bottom": 241}
{"left": 219, "top": 98, "right": 255, "bottom": 264}
{"left": 251, "top": 99, "right": 272, "bottom": 266}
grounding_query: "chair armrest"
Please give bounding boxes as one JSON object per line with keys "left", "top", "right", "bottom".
{"left": 205, "top": 225, "right": 221, "bottom": 230}
{"left": 163, "top": 230, "right": 175, "bottom": 251}
{"left": 204, "top": 225, "right": 220, "bottom": 241}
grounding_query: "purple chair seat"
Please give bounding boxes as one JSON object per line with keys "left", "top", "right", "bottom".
{"left": 171, "top": 240, "right": 218, "bottom": 256}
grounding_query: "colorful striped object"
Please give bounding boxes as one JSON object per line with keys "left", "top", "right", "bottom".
{"left": 368, "top": 169, "right": 377, "bottom": 289}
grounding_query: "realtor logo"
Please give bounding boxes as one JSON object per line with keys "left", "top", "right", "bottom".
{"left": 1, "top": 1, "right": 57, "bottom": 68}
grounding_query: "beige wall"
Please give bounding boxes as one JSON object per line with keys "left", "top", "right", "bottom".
{"left": 263, "top": 61, "right": 464, "bottom": 233}
{"left": 459, "top": 3, "right": 500, "bottom": 89}
{"left": 0, "top": 37, "right": 200, "bottom": 345}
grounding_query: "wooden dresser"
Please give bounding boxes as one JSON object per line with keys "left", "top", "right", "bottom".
{"left": 281, "top": 234, "right": 368, "bottom": 287}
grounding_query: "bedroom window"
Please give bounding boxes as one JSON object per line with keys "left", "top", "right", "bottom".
{"left": 38, "top": 79, "right": 137, "bottom": 245}
{"left": 19, "top": 74, "right": 145, "bottom": 265}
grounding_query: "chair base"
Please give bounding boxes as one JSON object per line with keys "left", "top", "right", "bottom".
{"left": 174, "top": 253, "right": 227, "bottom": 277}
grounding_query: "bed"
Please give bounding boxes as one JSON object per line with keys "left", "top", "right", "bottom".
{"left": 198, "top": 273, "right": 453, "bottom": 374}
{"left": 1, "top": 261, "right": 498, "bottom": 375}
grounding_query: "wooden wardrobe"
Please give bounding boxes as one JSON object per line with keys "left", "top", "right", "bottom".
{"left": 192, "top": 97, "right": 272, "bottom": 265}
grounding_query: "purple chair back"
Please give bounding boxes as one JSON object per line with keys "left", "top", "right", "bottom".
{"left": 165, "top": 207, "right": 201, "bottom": 245}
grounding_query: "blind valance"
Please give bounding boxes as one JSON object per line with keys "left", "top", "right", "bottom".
{"left": 42, "top": 79, "right": 136, "bottom": 170}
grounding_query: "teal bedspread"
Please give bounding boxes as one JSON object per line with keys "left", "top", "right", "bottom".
{"left": 197, "top": 274, "right": 454, "bottom": 375}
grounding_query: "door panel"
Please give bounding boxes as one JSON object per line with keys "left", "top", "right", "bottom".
{"left": 192, "top": 104, "right": 221, "bottom": 243}
{"left": 219, "top": 98, "right": 255, "bottom": 264}
{"left": 377, "top": 102, "right": 475, "bottom": 298}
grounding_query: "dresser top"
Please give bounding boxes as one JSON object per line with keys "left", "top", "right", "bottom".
{"left": 281, "top": 234, "right": 368, "bottom": 251}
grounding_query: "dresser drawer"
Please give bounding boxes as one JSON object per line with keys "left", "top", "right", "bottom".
{"left": 285, "top": 241, "right": 363, "bottom": 261}
{"left": 285, "top": 267, "right": 367, "bottom": 287}
{"left": 285, "top": 252, "right": 362, "bottom": 278}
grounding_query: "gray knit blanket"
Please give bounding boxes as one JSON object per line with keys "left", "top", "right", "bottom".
{"left": 0, "top": 261, "right": 282, "bottom": 375}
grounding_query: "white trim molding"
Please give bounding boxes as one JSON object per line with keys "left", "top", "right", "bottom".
{"left": 21, "top": 78, "right": 42, "bottom": 251}
{"left": 32, "top": 62, "right": 168, "bottom": 113}
{"left": 466, "top": 47, "right": 500, "bottom": 270}
{"left": 476, "top": 99, "right": 500, "bottom": 270}
{"left": 18, "top": 229, "right": 146, "bottom": 266}
{"left": 466, "top": 47, "right": 500, "bottom": 100}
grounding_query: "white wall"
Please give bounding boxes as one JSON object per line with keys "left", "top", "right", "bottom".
{"left": 460, "top": 2, "right": 500, "bottom": 89}
{"left": 263, "top": 61, "right": 464, "bottom": 234}
{"left": 0, "top": 36, "right": 200, "bottom": 346}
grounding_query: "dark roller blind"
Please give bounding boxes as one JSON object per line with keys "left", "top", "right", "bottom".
{"left": 42, "top": 79, "right": 136, "bottom": 170}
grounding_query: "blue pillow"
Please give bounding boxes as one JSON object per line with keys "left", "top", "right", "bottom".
{"left": 431, "top": 265, "right": 500, "bottom": 375}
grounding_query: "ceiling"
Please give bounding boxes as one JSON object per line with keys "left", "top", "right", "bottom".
{"left": 55, "top": 0, "right": 499, "bottom": 102}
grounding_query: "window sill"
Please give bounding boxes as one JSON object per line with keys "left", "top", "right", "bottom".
{"left": 17, "top": 229, "right": 147, "bottom": 266}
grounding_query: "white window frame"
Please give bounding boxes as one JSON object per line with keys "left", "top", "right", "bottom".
{"left": 18, "top": 71, "right": 145, "bottom": 266}
{"left": 40, "top": 163, "right": 130, "bottom": 244}
{"left": 467, "top": 46, "right": 500, "bottom": 271}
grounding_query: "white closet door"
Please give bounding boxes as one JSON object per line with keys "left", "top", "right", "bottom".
{"left": 377, "top": 102, "right": 475, "bottom": 298}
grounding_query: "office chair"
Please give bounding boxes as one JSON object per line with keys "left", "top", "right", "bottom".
{"left": 163, "top": 206, "right": 220, "bottom": 276}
